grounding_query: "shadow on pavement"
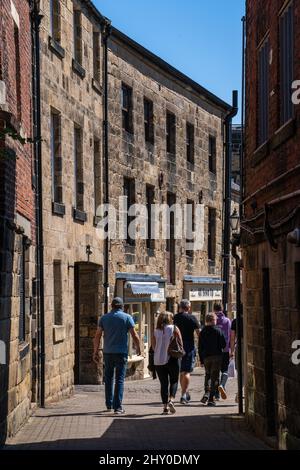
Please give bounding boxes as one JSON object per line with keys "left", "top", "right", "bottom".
{"left": 3, "top": 414, "right": 271, "bottom": 451}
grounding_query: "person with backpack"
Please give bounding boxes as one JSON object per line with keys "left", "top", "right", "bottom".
{"left": 151, "top": 312, "right": 183, "bottom": 415}
{"left": 198, "top": 312, "right": 226, "bottom": 406}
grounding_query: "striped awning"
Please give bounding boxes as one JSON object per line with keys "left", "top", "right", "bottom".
{"left": 125, "top": 281, "right": 160, "bottom": 295}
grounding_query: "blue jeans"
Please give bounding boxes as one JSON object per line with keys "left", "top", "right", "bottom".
{"left": 104, "top": 353, "right": 127, "bottom": 410}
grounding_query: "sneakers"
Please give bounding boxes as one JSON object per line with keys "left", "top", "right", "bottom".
{"left": 106, "top": 407, "right": 113, "bottom": 412}
{"left": 114, "top": 407, "right": 125, "bottom": 414}
{"left": 186, "top": 391, "right": 191, "bottom": 402}
{"left": 200, "top": 394, "right": 209, "bottom": 404}
{"left": 168, "top": 400, "right": 176, "bottom": 414}
{"left": 162, "top": 407, "right": 169, "bottom": 414}
{"left": 180, "top": 396, "right": 188, "bottom": 405}
{"left": 207, "top": 399, "right": 216, "bottom": 407}
{"left": 218, "top": 385, "right": 227, "bottom": 400}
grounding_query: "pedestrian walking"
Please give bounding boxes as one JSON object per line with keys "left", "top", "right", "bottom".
{"left": 214, "top": 303, "right": 231, "bottom": 400}
{"left": 198, "top": 312, "right": 226, "bottom": 406}
{"left": 174, "top": 299, "right": 200, "bottom": 404}
{"left": 93, "top": 297, "right": 141, "bottom": 414}
{"left": 152, "top": 312, "right": 183, "bottom": 415}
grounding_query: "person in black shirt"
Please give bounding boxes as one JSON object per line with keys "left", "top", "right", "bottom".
{"left": 174, "top": 299, "right": 200, "bottom": 404}
{"left": 198, "top": 312, "right": 226, "bottom": 406}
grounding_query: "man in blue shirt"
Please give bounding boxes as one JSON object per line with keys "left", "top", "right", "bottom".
{"left": 93, "top": 297, "right": 141, "bottom": 414}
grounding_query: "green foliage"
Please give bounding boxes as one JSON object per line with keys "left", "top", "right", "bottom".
{"left": 0, "top": 126, "right": 41, "bottom": 160}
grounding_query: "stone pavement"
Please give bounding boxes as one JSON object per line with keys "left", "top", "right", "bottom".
{"left": 4, "top": 369, "right": 270, "bottom": 451}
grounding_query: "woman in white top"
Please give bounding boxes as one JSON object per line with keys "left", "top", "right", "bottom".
{"left": 152, "top": 312, "right": 183, "bottom": 414}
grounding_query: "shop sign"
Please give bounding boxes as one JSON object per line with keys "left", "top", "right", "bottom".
{"left": 189, "top": 287, "right": 222, "bottom": 301}
{"left": 150, "top": 288, "right": 165, "bottom": 302}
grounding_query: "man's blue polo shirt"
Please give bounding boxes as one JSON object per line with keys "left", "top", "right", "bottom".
{"left": 99, "top": 308, "right": 135, "bottom": 354}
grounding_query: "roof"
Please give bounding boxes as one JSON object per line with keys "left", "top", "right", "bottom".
{"left": 110, "top": 27, "right": 231, "bottom": 112}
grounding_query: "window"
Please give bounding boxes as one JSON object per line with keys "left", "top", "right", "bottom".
{"left": 53, "top": 261, "right": 63, "bottom": 325}
{"left": 51, "top": 110, "right": 63, "bottom": 204}
{"left": 208, "top": 208, "right": 216, "bottom": 262}
{"left": 74, "top": 125, "right": 84, "bottom": 211}
{"left": 124, "top": 304, "right": 141, "bottom": 358}
{"left": 208, "top": 136, "right": 216, "bottom": 174}
{"left": 146, "top": 185, "right": 155, "bottom": 250}
{"left": 122, "top": 83, "right": 133, "bottom": 133}
{"left": 280, "top": 2, "right": 294, "bottom": 126}
{"left": 144, "top": 98, "right": 154, "bottom": 144}
{"left": 14, "top": 25, "right": 21, "bottom": 121}
{"left": 18, "top": 238, "right": 26, "bottom": 342}
{"left": 258, "top": 37, "right": 270, "bottom": 145}
{"left": 186, "top": 199, "right": 195, "bottom": 258}
{"left": 166, "top": 112, "right": 176, "bottom": 154}
{"left": 94, "top": 138, "right": 101, "bottom": 215}
{"left": 93, "top": 31, "right": 100, "bottom": 83}
{"left": 124, "top": 177, "right": 135, "bottom": 245}
{"left": 50, "top": 0, "right": 61, "bottom": 43}
{"left": 73, "top": 9, "right": 82, "bottom": 64}
{"left": 186, "top": 123, "right": 194, "bottom": 165}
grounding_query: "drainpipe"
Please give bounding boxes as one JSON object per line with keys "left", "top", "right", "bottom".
{"left": 222, "top": 91, "right": 238, "bottom": 316}
{"left": 31, "top": 1, "right": 45, "bottom": 408}
{"left": 102, "top": 20, "right": 111, "bottom": 314}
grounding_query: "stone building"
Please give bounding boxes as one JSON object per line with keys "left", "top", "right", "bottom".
{"left": 106, "top": 28, "right": 230, "bottom": 377}
{"left": 243, "top": 0, "right": 300, "bottom": 449}
{"left": 228, "top": 124, "right": 242, "bottom": 318}
{"left": 0, "top": 0, "right": 36, "bottom": 442}
{"left": 38, "top": 0, "right": 108, "bottom": 402}
{"left": 33, "top": 0, "right": 231, "bottom": 406}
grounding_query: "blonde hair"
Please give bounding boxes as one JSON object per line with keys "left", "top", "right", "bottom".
{"left": 156, "top": 311, "right": 174, "bottom": 330}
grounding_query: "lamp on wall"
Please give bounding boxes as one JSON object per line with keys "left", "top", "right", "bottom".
{"left": 229, "top": 208, "right": 240, "bottom": 232}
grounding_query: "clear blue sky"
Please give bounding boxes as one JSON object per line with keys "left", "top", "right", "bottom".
{"left": 94, "top": 0, "right": 245, "bottom": 122}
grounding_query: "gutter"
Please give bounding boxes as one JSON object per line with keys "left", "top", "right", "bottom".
{"left": 101, "top": 19, "right": 111, "bottom": 314}
{"left": 30, "top": 0, "right": 45, "bottom": 408}
{"left": 222, "top": 91, "right": 238, "bottom": 316}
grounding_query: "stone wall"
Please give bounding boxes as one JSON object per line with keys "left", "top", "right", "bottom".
{"left": 39, "top": 0, "right": 105, "bottom": 401}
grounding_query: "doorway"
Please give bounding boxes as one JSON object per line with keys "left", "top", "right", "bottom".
{"left": 74, "top": 262, "right": 103, "bottom": 384}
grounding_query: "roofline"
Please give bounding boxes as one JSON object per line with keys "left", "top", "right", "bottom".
{"left": 84, "top": 0, "right": 111, "bottom": 28}
{"left": 110, "top": 27, "right": 231, "bottom": 112}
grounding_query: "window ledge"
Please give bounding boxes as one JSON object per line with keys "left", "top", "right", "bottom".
{"left": 73, "top": 207, "right": 87, "bottom": 223}
{"left": 252, "top": 140, "right": 270, "bottom": 167}
{"left": 92, "top": 78, "right": 102, "bottom": 95}
{"left": 271, "top": 118, "right": 296, "bottom": 151}
{"left": 72, "top": 59, "right": 86, "bottom": 79}
{"left": 52, "top": 201, "right": 65, "bottom": 216}
{"left": 53, "top": 325, "right": 65, "bottom": 344}
{"left": 48, "top": 36, "right": 65, "bottom": 59}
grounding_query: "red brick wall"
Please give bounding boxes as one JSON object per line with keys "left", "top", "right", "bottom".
{"left": 0, "top": 0, "right": 35, "bottom": 238}
{"left": 245, "top": 0, "right": 300, "bottom": 220}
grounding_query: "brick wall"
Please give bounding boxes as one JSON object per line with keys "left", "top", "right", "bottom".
{"left": 0, "top": 0, "right": 36, "bottom": 442}
{"left": 243, "top": 0, "right": 300, "bottom": 449}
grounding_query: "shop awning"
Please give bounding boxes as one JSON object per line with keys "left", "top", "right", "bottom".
{"left": 125, "top": 282, "right": 160, "bottom": 295}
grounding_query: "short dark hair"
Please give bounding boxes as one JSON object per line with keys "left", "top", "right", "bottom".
{"left": 112, "top": 297, "right": 123, "bottom": 308}
{"left": 213, "top": 303, "right": 223, "bottom": 312}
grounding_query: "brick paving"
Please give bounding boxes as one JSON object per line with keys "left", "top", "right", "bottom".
{"left": 4, "top": 369, "right": 270, "bottom": 450}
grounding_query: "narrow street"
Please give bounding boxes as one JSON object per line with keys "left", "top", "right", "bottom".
{"left": 4, "top": 370, "right": 270, "bottom": 451}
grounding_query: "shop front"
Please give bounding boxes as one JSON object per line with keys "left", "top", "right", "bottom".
{"left": 183, "top": 276, "right": 224, "bottom": 327}
{"left": 115, "top": 273, "right": 166, "bottom": 379}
